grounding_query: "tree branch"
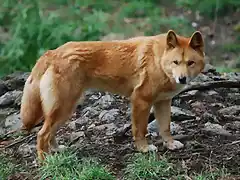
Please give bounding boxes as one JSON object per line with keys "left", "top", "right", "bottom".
{"left": 177, "top": 80, "right": 240, "bottom": 95}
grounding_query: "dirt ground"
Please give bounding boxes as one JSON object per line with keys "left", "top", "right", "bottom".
{"left": 0, "top": 70, "right": 239, "bottom": 179}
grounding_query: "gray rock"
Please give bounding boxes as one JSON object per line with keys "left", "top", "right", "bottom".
{"left": 185, "top": 90, "right": 199, "bottom": 96}
{"left": 70, "top": 131, "right": 85, "bottom": 142}
{"left": 206, "top": 90, "right": 218, "bottom": 96}
{"left": 192, "top": 73, "right": 212, "bottom": 82}
{"left": 218, "top": 105, "right": 240, "bottom": 117}
{"left": 148, "top": 120, "right": 183, "bottom": 135}
{"left": 221, "top": 72, "right": 240, "bottom": 81}
{"left": 210, "top": 103, "right": 225, "bottom": 109}
{"left": 0, "top": 80, "right": 8, "bottom": 96}
{"left": 99, "top": 109, "right": 120, "bottom": 122}
{"left": 171, "top": 106, "right": 195, "bottom": 121}
{"left": 0, "top": 109, "right": 17, "bottom": 136}
{"left": 14, "top": 91, "right": 23, "bottom": 107}
{"left": 3, "top": 72, "right": 30, "bottom": 90}
{"left": 0, "top": 127, "right": 5, "bottom": 136}
{"left": 202, "top": 112, "right": 219, "bottom": 122}
{"left": 18, "top": 143, "right": 35, "bottom": 157}
{"left": 0, "top": 90, "right": 22, "bottom": 107}
{"left": 82, "top": 107, "right": 100, "bottom": 118}
{"left": 224, "top": 121, "right": 240, "bottom": 131}
{"left": 202, "top": 122, "right": 232, "bottom": 136}
{"left": 94, "top": 123, "right": 117, "bottom": 135}
{"left": 5, "top": 113, "right": 22, "bottom": 131}
{"left": 218, "top": 106, "right": 240, "bottom": 121}
{"left": 202, "top": 63, "right": 216, "bottom": 73}
{"left": 68, "top": 121, "right": 77, "bottom": 130}
{"left": 0, "top": 108, "right": 16, "bottom": 128}
{"left": 73, "top": 116, "right": 89, "bottom": 130}
{"left": 93, "top": 94, "right": 115, "bottom": 109}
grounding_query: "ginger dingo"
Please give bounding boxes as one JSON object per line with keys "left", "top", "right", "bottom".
{"left": 20, "top": 30, "right": 205, "bottom": 160}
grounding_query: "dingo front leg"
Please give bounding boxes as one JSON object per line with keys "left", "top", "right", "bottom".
{"left": 153, "top": 99, "right": 184, "bottom": 150}
{"left": 131, "top": 92, "right": 157, "bottom": 152}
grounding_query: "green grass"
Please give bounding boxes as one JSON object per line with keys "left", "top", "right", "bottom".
{"left": 0, "top": 149, "right": 232, "bottom": 179}
{"left": 123, "top": 152, "right": 179, "bottom": 180}
{"left": 193, "top": 168, "right": 229, "bottom": 180}
{"left": 0, "top": 153, "right": 21, "bottom": 179}
{"left": 216, "top": 66, "right": 240, "bottom": 73}
{"left": 38, "top": 150, "right": 115, "bottom": 180}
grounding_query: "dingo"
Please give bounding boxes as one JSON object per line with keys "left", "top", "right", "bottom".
{"left": 20, "top": 30, "right": 205, "bottom": 160}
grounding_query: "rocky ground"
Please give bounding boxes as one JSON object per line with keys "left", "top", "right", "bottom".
{"left": 0, "top": 64, "right": 239, "bottom": 179}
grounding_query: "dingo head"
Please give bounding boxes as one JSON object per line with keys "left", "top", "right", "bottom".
{"left": 161, "top": 30, "right": 205, "bottom": 85}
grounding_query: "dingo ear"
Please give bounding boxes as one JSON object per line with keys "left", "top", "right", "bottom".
{"left": 166, "top": 30, "right": 178, "bottom": 49}
{"left": 189, "top": 31, "right": 204, "bottom": 56}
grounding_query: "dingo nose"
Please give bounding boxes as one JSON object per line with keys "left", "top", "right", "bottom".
{"left": 178, "top": 77, "right": 186, "bottom": 84}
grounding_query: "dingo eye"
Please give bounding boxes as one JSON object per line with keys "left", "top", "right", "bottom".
{"left": 173, "top": 60, "right": 179, "bottom": 65}
{"left": 187, "top": 61, "right": 195, "bottom": 66}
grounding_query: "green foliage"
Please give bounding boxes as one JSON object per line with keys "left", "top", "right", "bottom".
{"left": 193, "top": 168, "right": 229, "bottom": 180}
{"left": 0, "top": 153, "right": 20, "bottom": 179}
{"left": 0, "top": 0, "right": 194, "bottom": 77}
{"left": 0, "top": 0, "right": 109, "bottom": 77}
{"left": 146, "top": 15, "right": 194, "bottom": 36}
{"left": 176, "top": 0, "right": 240, "bottom": 19}
{"left": 38, "top": 150, "right": 114, "bottom": 180}
{"left": 123, "top": 152, "right": 177, "bottom": 180}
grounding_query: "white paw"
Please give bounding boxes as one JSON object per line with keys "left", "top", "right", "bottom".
{"left": 164, "top": 140, "right": 184, "bottom": 150}
{"left": 148, "top": 144, "right": 158, "bottom": 152}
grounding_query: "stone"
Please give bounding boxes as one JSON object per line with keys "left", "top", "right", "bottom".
{"left": 68, "top": 121, "right": 77, "bottom": 130}
{"left": 70, "top": 131, "right": 85, "bottom": 142}
{"left": 224, "top": 121, "right": 240, "bottom": 131}
{"left": 99, "top": 109, "right": 120, "bottom": 122}
{"left": 18, "top": 143, "right": 35, "bottom": 157}
{"left": 93, "top": 94, "right": 115, "bottom": 109}
{"left": 222, "top": 72, "right": 240, "bottom": 81}
{"left": 2, "top": 72, "right": 30, "bottom": 90}
{"left": 14, "top": 91, "right": 23, "bottom": 107}
{"left": 0, "top": 90, "right": 22, "bottom": 107}
{"left": 218, "top": 106, "right": 240, "bottom": 116}
{"left": 210, "top": 103, "right": 225, "bottom": 109}
{"left": 0, "top": 127, "right": 5, "bottom": 136}
{"left": 206, "top": 90, "right": 218, "bottom": 96}
{"left": 5, "top": 113, "right": 22, "bottom": 131}
{"left": 0, "top": 108, "right": 16, "bottom": 128}
{"left": 73, "top": 116, "right": 89, "bottom": 130}
{"left": 202, "top": 63, "right": 216, "bottom": 73}
{"left": 94, "top": 123, "right": 117, "bottom": 135}
{"left": 202, "top": 112, "right": 219, "bottom": 122}
{"left": 147, "top": 120, "right": 183, "bottom": 135}
{"left": 82, "top": 107, "right": 100, "bottom": 118}
{"left": 202, "top": 122, "right": 232, "bottom": 136}
{"left": 171, "top": 106, "right": 195, "bottom": 121}
{"left": 0, "top": 80, "right": 8, "bottom": 97}
{"left": 192, "top": 73, "right": 212, "bottom": 82}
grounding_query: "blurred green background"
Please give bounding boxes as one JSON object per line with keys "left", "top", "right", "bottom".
{"left": 0, "top": 0, "right": 239, "bottom": 77}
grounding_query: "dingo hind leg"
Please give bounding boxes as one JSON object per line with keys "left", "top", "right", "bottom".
{"left": 37, "top": 67, "right": 85, "bottom": 160}
{"left": 20, "top": 75, "right": 43, "bottom": 131}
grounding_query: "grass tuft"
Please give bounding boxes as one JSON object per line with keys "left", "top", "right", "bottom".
{"left": 123, "top": 152, "right": 177, "bottom": 180}
{"left": 38, "top": 149, "right": 115, "bottom": 180}
{"left": 0, "top": 153, "right": 20, "bottom": 179}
